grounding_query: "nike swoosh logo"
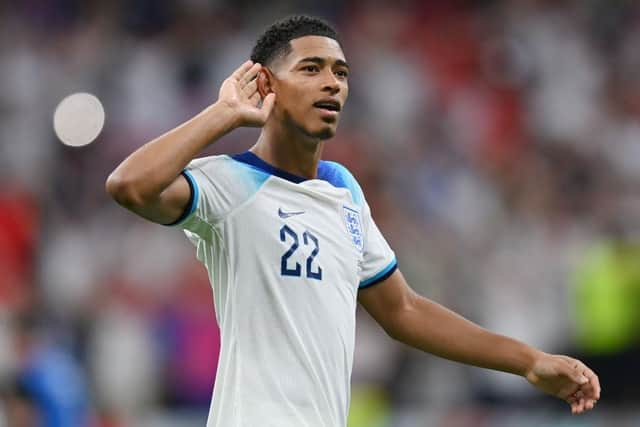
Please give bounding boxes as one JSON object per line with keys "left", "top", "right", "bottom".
{"left": 278, "top": 208, "right": 305, "bottom": 219}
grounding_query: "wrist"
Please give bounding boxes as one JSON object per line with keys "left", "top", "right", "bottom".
{"left": 207, "top": 100, "right": 242, "bottom": 132}
{"left": 522, "top": 348, "right": 546, "bottom": 379}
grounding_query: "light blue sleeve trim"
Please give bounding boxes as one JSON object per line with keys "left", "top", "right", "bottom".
{"left": 165, "top": 169, "right": 200, "bottom": 226}
{"left": 359, "top": 258, "right": 398, "bottom": 289}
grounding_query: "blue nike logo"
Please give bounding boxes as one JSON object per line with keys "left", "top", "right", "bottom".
{"left": 278, "top": 208, "right": 305, "bottom": 219}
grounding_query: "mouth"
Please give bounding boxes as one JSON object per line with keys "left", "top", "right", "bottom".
{"left": 312, "top": 99, "right": 341, "bottom": 113}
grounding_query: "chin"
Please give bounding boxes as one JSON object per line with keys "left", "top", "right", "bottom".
{"left": 307, "top": 123, "right": 337, "bottom": 140}
{"left": 315, "top": 128, "right": 336, "bottom": 140}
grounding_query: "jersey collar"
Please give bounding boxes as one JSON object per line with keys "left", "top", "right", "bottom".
{"left": 231, "top": 151, "right": 309, "bottom": 184}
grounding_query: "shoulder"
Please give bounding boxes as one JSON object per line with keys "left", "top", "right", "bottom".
{"left": 317, "top": 160, "right": 364, "bottom": 207}
{"left": 188, "top": 154, "right": 269, "bottom": 178}
{"left": 187, "top": 154, "right": 234, "bottom": 170}
{"left": 187, "top": 154, "right": 271, "bottom": 192}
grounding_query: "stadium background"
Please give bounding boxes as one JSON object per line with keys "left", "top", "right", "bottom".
{"left": 1, "top": 0, "right": 639, "bottom": 425}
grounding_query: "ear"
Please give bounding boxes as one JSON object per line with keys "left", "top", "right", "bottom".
{"left": 257, "top": 68, "right": 273, "bottom": 99}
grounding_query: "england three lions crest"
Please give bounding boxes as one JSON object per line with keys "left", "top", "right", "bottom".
{"left": 343, "top": 206, "right": 364, "bottom": 252}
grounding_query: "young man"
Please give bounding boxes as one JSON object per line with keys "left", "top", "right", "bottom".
{"left": 106, "top": 15, "right": 600, "bottom": 427}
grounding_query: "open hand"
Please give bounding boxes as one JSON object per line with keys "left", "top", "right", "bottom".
{"left": 525, "top": 354, "right": 600, "bottom": 414}
{"left": 218, "top": 60, "right": 276, "bottom": 128}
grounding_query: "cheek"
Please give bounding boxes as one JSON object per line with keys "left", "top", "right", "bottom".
{"left": 275, "top": 84, "right": 309, "bottom": 111}
{"left": 280, "top": 91, "right": 313, "bottom": 119}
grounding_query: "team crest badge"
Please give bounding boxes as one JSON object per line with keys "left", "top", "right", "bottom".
{"left": 343, "top": 206, "right": 363, "bottom": 252}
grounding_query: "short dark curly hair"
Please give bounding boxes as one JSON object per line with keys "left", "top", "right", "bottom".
{"left": 250, "top": 15, "right": 340, "bottom": 66}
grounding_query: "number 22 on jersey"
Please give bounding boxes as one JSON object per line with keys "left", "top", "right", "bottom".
{"left": 279, "top": 224, "right": 322, "bottom": 280}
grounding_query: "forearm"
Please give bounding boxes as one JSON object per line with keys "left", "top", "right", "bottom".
{"left": 390, "top": 295, "right": 542, "bottom": 376}
{"left": 107, "top": 101, "right": 237, "bottom": 203}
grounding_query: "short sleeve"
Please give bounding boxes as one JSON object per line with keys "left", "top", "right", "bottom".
{"left": 358, "top": 202, "right": 397, "bottom": 289}
{"left": 168, "top": 155, "right": 270, "bottom": 240}
{"left": 316, "top": 160, "right": 397, "bottom": 289}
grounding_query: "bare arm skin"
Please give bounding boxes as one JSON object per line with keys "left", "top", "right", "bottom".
{"left": 358, "top": 270, "right": 601, "bottom": 414}
{"left": 106, "top": 61, "right": 275, "bottom": 224}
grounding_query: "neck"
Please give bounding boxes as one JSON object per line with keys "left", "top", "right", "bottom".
{"left": 250, "top": 120, "right": 325, "bottom": 179}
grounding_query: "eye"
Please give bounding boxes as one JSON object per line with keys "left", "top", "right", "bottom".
{"left": 335, "top": 69, "right": 349, "bottom": 79}
{"left": 302, "top": 65, "right": 320, "bottom": 72}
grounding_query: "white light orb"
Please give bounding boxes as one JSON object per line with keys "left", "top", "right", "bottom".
{"left": 53, "top": 92, "right": 105, "bottom": 147}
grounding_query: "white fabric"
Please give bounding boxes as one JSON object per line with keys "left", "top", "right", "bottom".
{"left": 175, "top": 154, "right": 396, "bottom": 427}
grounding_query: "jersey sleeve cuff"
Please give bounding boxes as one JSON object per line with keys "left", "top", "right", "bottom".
{"left": 164, "top": 169, "right": 200, "bottom": 226}
{"left": 359, "top": 259, "right": 398, "bottom": 289}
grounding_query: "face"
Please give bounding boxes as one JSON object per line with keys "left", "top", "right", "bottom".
{"left": 264, "top": 35, "right": 349, "bottom": 140}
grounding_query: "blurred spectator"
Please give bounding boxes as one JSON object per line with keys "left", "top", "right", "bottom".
{"left": 0, "top": 185, "right": 38, "bottom": 310}
{"left": 570, "top": 217, "right": 640, "bottom": 404}
{"left": 6, "top": 311, "right": 91, "bottom": 427}
{"left": 154, "top": 260, "right": 220, "bottom": 407}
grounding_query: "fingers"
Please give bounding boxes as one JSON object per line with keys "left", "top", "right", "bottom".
{"left": 585, "top": 367, "right": 601, "bottom": 401}
{"left": 566, "top": 381, "right": 599, "bottom": 414}
{"left": 249, "top": 91, "right": 261, "bottom": 106}
{"left": 568, "top": 395, "right": 587, "bottom": 414}
{"left": 567, "top": 394, "right": 584, "bottom": 415}
{"left": 240, "top": 92, "right": 276, "bottom": 127}
{"left": 243, "top": 79, "right": 258, "bottom": 97}
{"left": 572, "top": 399, "right": 585, "bottom": 415}
{"left": 240, "top": 63, "right": 263, "bottom": 85}
{"left": 559, "top": 357, "right": 587, "bottom": 385}
{"left": 569, "top": 359, "right": 601, "bottom": 400}
{"left": 231, "top": 60, "right": 254, "bottom": 81}
{"left": 571, "top": 397, "right": 597, "bottom": 414}
{"left": 558, "top": 357, "right": 600, "bottom": 415}
{"left": 584, "top": 398, "right": 596, "bottom": 411}
{"left": 230, "top": 60, "right": 263, "bottom": 86}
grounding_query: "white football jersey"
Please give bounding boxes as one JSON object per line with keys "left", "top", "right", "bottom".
{"left": 172, "top": 152, "right": 396, "bottom": 427}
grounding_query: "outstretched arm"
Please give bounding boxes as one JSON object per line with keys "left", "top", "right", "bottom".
{"left": 106, "top": 61, "right": 275, "bottom": 224}
{"left": 358, "top": 270, "right": 600, "bottom": 414}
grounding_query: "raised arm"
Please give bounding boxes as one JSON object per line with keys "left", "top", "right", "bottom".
{"left": 358, "top": 270, "right": 601, "bottom": 414}
{"left": 106, "top": 61, "right": 275, "bottom": 224}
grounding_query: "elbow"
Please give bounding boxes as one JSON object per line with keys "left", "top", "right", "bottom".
{"left": 105, "top": 172, "right": 144, "bottom": 208}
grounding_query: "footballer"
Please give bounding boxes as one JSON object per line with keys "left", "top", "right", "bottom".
{"left": 106, "top": 15, "right": 600, "bottom": 427}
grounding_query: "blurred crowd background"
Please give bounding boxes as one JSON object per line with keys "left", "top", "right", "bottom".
{"left": 1, "top": 0, "right": 640, "bottom": 426}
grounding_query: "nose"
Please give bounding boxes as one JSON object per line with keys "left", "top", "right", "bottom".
{"left": 321, "top": 70, "right": 340, "bottom": 95}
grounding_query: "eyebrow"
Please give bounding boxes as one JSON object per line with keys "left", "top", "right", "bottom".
{"left": 297, "top": 56, "right": 350, "bottom": 69}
